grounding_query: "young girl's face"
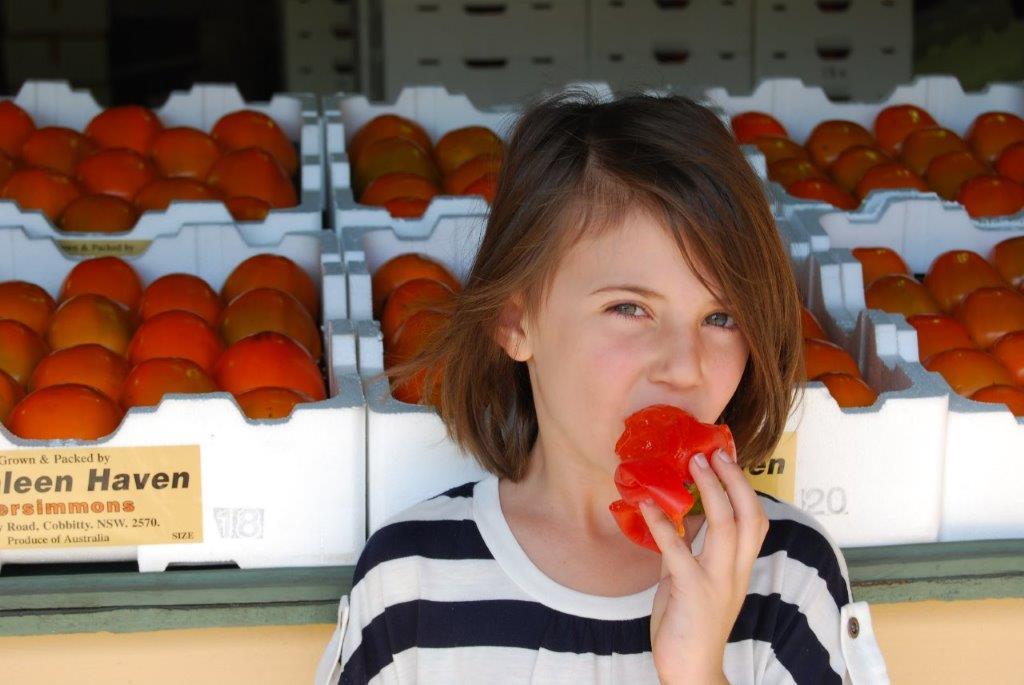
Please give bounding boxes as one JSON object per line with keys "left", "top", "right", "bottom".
{"left": 514, "top": 208, "right": 750, "bottom": 474}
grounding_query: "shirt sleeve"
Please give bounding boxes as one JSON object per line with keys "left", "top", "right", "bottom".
{"left": 339, "top": 548, "right": 399, "bottom": 685}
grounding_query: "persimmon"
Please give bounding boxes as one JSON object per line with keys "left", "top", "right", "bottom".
{"left": 353, "top": 137, "right": 439, "bottom": 196}
{"left": 0, "top": 319, "right": 48, "bottom": 385}
{"left": 462, "top": 174, "right": 497, "bottom": 203}
{"left": 235, "top": 387, "right": 312, "bottom": 420}
{"left": 221, "top": 254, "right": 319, "bottom": 317}
{"left": 127, "top": 310, "right": 225, "bottom": 373}
{"left": 214, "top": 331, "right": 326, "bottom": 401}
{"left": 29, "top": 344, "right": 129, "bottom": 401}
{"left": 8, "top": 383, "right": 122, "bottom": 440}
{"left": 121, "top": 358, "right": 217, "bottom": 409}
{"left": 966, "top": 112, "right": 1024, "bottom": 164}
{"left": 361, "top": 172, "right": 439, "bottom": 206}
{"left": 384, "top": 197, "right": 431, "bottom": 218}
{"left": 925, "top": 150, "right": 987, "bottom": 201}
{"left": 218, "top": 287, "right": 322, "bottom": 357}
{"left": 751, "top": 136, "right": 807, "bottom": 165}
{"left": 805, "top": 120, "right": 874, "bottom": 169}
{"left": 2, "top": 168, "right": 82, "bottom": 221}
{"left": 372, "top": 253, "right": 460, "bottom": 318}
{"left": 0, "top": 281, "right": 56, "bottom": 335}
{"left": 865, "top": 275, "right": 941, "bottom": 317}
{"left": 854, "top": 163, "right": 928, "bottom": 200}
{"left": 444, "top": 154, "right": 503, "bottom": 195}
{"left": 20, "top": 127, "right": 96, "bottom": 176}
{"left": 225, "top": 196, "right": 272, "bottom": 221}
{"left": 969, "top": 384, "right": 1024, "bottom": 416}
{"left": 956, "top": 175, "right": 1024, "bottom": 219}
{"left": 47, "top": 294, "right": 135, "bottom": 355}
{"left": 803, "top": 338, "right": 861, "bottom": 380}
{"left": 924, "top": 250, "right": 1006, "bottom": 312}
{"left": 996, "top": 142, "right": 1024, "bottom": 184}
{"left": 206, "top": 148, "right": 297, "bottom": 208}
{"left": 955, "top": 287, "right": 1024, "bottom": 349}
{"left": 900, "top": 128, "right": 967, "bottom": 176}
{"left": 800, "top": 306, "right": 826, "bottom": 339}
{"left": 60, "top": 256, "right": 143, "bottom": 312}
{"left": 829, "top": 146, "right": 889, "bottom": 193}
{"left": 433, "top": 126, "right": 503, "bottom": 176}
{"left": 817, "top": 372, "right": 878, "bottom": 407}
{"left": 906, "top": 314, "right": 976, "bottom": 363}
{"left": 768, "top": 158, "right": 823, "bottom": 188}
{"left": 381, "top": 278, "right": 455, "bottom": 345}
{"left": 992, "top": 236, "right": 1024, "bottom": 287}
{"left": 134, "top": 178, "right": 219, "bottom": 212}
{"left": 149, "top": 127, "right": 223, "bottom": 180}
{"left": 85, "top": 105, "right": 162, "bottom": 154}
{"left": 139, "top": 273, "right": 221, "bottom": 324}
{"left": 0, "top": 369, "right": 23, "bottom": 425}
{"left": 785, "top": 178, "right": 858, "bottom": 210}
{"left": 59, "top": 194, "right": 138, "bottom": 233}
{"left": 386, "top": 309, "right": 447, "bottom": 405}
{"left": 349, "top": 114, "right": 432, "bottom": 164}
{"left": 851, "top": 246, "right": 909, "bottom": 288}
{"left": 925, "top": 348, "right": 1014, "bottom": 396}
{"left": 75, "top": 148, "right": 156, "bottom": 202}
{"left": 992, "top": 330, "right": 1024, "bottom": 386}
{"left": 873, "top": 104, "right": 937, "bottom": 155}
{"left": 211, "top": 110, "right": 298, "bottom": 176}
{"left": 730, "top": 112, "right": 787, "bottom": 144}
{"left": 0, "top": 100, "right": 35, "bottom": 157}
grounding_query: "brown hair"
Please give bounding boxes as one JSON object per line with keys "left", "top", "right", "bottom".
{"left": 388, "top": 90, "right": 804, "bottom": 480}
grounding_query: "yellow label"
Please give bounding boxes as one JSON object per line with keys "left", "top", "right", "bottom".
{"left": 744, "top": 431, "right": 796, "bottom": 503}
{"left": 57, "top": 240, "right": 151, "bottom": 257}
{"left": 0, "top": 445, "right": 203, "bottom": 549}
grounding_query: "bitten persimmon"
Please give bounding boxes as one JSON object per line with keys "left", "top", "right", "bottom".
{"left": 8, "top": 383, "right": 123, "bottom": 440}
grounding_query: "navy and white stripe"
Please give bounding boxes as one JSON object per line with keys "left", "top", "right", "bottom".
{"left": 340, "top": 478, "right": 851, "bottom": 684}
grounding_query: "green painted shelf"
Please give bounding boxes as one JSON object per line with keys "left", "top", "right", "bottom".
{"left": 1, "top": 540, "right": 1022, "bottom": 637}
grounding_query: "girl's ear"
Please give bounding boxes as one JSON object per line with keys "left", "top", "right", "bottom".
{"left": 494, "top": 293, "right": 532, "bottom": 362}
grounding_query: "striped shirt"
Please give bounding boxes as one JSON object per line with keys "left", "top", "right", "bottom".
{"left": 339, "top": 475, "right": 853, "bottom": 684}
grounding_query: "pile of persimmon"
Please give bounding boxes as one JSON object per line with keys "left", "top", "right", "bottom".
{"left": 0, "top": 99, "right": 300, "bottom": 231}
{"left": 0, "top": 254, "right": 326, "bottom": 440}
{"left": 853, "top": 239, "right": 1024, "bottom": 416}
{"left": 350, "top": 114, "right": 503, "bottom": 218}
{"left": 800, "top": 305, "right": 879, "bottom": 408}
{"left": 372, "top": 253, "right": 460, "bottom": 404}
{"left": 732, "top": 107, "right": 1024, "bottom": 218}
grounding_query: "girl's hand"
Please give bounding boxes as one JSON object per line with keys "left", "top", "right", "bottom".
{"left": 639, "top": 449, "right": 769, "bottom": 685}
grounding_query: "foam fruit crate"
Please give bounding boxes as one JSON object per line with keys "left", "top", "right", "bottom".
{"left": 705, "top": 75, "right": 1024, "bottom": 221}
{"left": 0, "top": 224, "right": 366, "bottom": 571}
{"left": 784, "top": 201, "right": 1024, "bottom": 542}
{"left": 0, "top": 80, "right": 326, "bottom": 246}
{"left": 325, "top": 85, "right": 515, "bottom": 231}
{"left": 588, "top": 0, "right": 752, "bottom": 93}
{"left": 753, "top": 0, "right": 913, "bottom": 102}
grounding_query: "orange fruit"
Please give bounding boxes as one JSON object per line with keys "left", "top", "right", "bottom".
{"left": 925, "top": 348, "right": 1014, "bottom": 396}
{"left": 212, "top": 110, "right": 298, "bottom": 176}
{"left": 785, "top": 178, "right": 858, "bottom": 210}
{"left": 854, "top": 163, "right": 928, "bottom": 200}
{"left": 29, "top": 343, "right": 129, "bottom": 401}
{"left": 0, "top": 319, "right": 48, "bottom": 385}
{"left": 956, "top": 286, "right": 1024, "bottom": 349}
{"left": 349, "top": 114, "right": 432, "bottom": 164}
{"left": 829, "top": 146, "right": 889, "bottom": 193}
{"left": 134, "top": 178, "right": 220, "bottom": 212}
{"left": 462, "top": 174, "right": 497, "bottom": 203}
{"left": 730, "top": 112, "right": 787, "bottom": 144}
{"left": 75, "top": 148, "right": 156, "bottom": 202}
{"left": 381, "top": 278, "right": 454, "bottom": 345}
{"left": 768, "top": 158, "right": 823, "bottom": 187}
{"left": 0, "top": 369, "right": 24, "bottom": 425}
{"left": 85, "top": 105, "right": 162, "bottom": 154}
{"left": 444, "top": 154, "right": 503, "bottom": 195}
{"left": 372, "top": 253, "right": 460, "bottom": 318}
{"left": 924, "top": 250, "right": 1006, "bottom": 312}
{"left": 906, "top": 314, "right": 976, "bottom": 363}
{"left": 0, "top": 150, "right": 15, "bottom": 188}
{"left": 817, "top": 372, "right": 878, "bottom": 408}
{"left": 433, "top": 126, "right": 503, "bottom": 176}
{"left": 800, "top": 306, "right": 826, "bottom": 339}
{"left": 996, "top": 141, "right": 1024, "bottom": 184}
{"left": 361, "top": 172, "right": 439, "bottom": 206}
{"left": 127, "top": 310, "right": 225, "bottom": 374}
{"left": 900, "top": 128, "right": 967, "bottom": 176}
{"left": 206, "top": 148, "right": 297, "bottom": 208}
{"left": 969, "top": 384, "right": 1024, "bottom": 416}
{"left": 803, "top": 337, "right": 861, "bottom": 380}
{"left": 0, "top": 281, "right": 56, "bottom": 336}
{"left": 967, "top": 112, "right": 1024, "bottom": 165}
{"left": 8, "top": 383, "right": 123, "bottom": 440}
{"left": 121, "top": 358, "right": 217, "bottom": 409}
{"left": 20, "top": 127, "right": 96, "bottom": 176}
{"left": 865, "top": 274, "right": 941, "bottom": 317}
{"left": 149, "top": 126, "right": 223, "bottom": 180}
{"left": 214, "top": 331, "right": 326, "bottom": 400}
{"left": 60, "top": 256, "right": 143, "bottom": 312}
{"left": 751, "top": 136, "right": 807, "bottom": 165}
{"left": 925, "top": 150, "right": 987, "bottom": 201}
{"left": 225, "top": 196, "right": 272, "bottom": 221}
{"left": 873, "top": 104, "right": 937, "bottom": 155}
{"left": 992, "top": 236, "right": 1024, "bottom": 288}
{"left": 47, "top": 294, "right": 135, "bottom": 355}
{"left": 0, "top": 100, "right": 35, "bottom": 157}
{"left": 992, "top": 330, "right": 1024, "bottom": 385}
{"left": 235, "top": 386, "right": 312, "bottom": 420}
{"left": 221, "top": 254, "right": 319, "bottom": 317}
{"left": 139, "top": 273, "right": 221, "bottom": 324}
{"left": 353, "top": 137, "right": 440, "bottom": 196}
{"left": 805, "top": 120, "right": 874, "bottom": 169}
{"left": 384, "top": 197, "right": 431, "bottom": 218}
{"left": 386, "top": 309, "right": 448, "bottom": 405}
{"left": 218, "top": 287, "right": 322, "bottom": 358}
{"left": 2, "top": 168, "right": 82, "bottom": 221}
{"left": 851, "top": 246, "right": 910, "bottom": 288}
{"left": 59, "top": 194, "right": 138, "bottom": 232}
{"left": 956, "top": 175, "right": 1024, "bottom": 219}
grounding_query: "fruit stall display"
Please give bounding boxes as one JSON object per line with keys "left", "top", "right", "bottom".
{"left": 0, "top": 224, "right": 365, "bottom": 571}
{"left": 325, "top": 85, "right": 514, "bottom": 228}
{"left": 705, "top": 75, "right": 1024, "bottom": 220}
{"left": 785, "top": 198, "right": 1024, "bottom": 542}
{"left": 0, "top": 81, "right": 325, "bottom": 244}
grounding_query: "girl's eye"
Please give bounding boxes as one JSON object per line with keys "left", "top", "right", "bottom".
{"left": 609, "top": 302, "right": 648, "bottom": 319}
{"left": 705, "top": 312, "right": 737, "bottom": 329}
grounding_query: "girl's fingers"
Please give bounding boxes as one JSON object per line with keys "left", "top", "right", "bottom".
{"left": 638, "top": 500, "right": 700, "bottom": 581}
{"left": 690, "top": 451, "right": 737, "bottom": 576}
{"left": 709, "top": 449, "right": 771, "bottom": 580}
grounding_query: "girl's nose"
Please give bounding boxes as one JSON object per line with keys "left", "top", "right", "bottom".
{"left": 648, "top": 324, "right": 702, "bottom": 390}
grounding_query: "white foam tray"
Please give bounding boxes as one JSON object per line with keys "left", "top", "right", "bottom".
{"left": 0, "top": 80, "right": 326, "bottom": 245}
{"left": 0, "top": 224, "right": 366, "bottom": 571}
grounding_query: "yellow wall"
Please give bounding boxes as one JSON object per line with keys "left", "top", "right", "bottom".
{"left": 1, "top": 598, "right": 1022, "bottom": 684}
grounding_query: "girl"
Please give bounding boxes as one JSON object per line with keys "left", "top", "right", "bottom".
{"left": 339, "top": 92, "right": 856, "bottom": 684}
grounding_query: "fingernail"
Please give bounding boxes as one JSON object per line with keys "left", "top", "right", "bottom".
{"left": 715, "top": 449, "right": 735, "bottom": 464}
{"left": 692, "top": 453, "right": 709, "bottom": 471}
